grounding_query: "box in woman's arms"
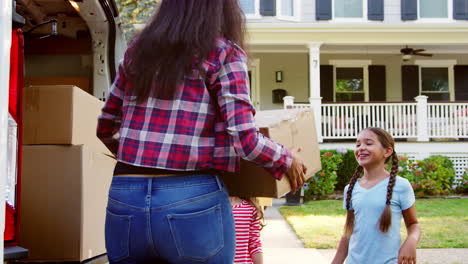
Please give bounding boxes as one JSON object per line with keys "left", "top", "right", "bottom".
{"left": 220, "top": 109, "right": 321, "bottom": 198}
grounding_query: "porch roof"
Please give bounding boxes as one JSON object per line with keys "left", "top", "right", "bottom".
{"left": 249, "top": 44, "right": 468, "bottom": 54}
{"left": 246, "top": 24, "right": 468, "bottom": 45}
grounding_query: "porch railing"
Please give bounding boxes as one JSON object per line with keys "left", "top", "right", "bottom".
{"left": 283, "top": 96, "right": 468, "bottom": 142}
{"left": 428, "top": 103, "right": 468, "bottom": 138}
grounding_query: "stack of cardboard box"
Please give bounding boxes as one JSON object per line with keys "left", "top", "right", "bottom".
{"left": 20, "top": 85, "right": 115, "bottom": 262}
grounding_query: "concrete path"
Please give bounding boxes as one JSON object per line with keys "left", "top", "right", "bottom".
{"left": 262, "top": 199, "right": 468, "bottom": 264}
{"left": 261, "top": 199, "right": 328, "bottom": 264}
{"left": 317, "top": 248, "right": 468, "bottom": 264}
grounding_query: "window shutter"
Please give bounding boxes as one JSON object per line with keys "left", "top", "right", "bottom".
{"left": 455, "top": 65, "right": 468, "bottom": 100}
{"left": 401, "top": 0, "right": 417, "bottom": 20}
{"left": 454, "top": 0, "right": 468, "bottom": 20}
{"left": 368, "top": 0, "right": 384, "bottom": 21}
{"left": 369, "top": 66, "right": 386, "bottom": 101}
{"left": 320, "top": 65, "right": 334, "bottom": 102}
{"left": 260, "top": 0, "right": 276, "bottom": 16}
{"left": 316, "top": 0, "right": 332, "bottom": 20}
{"left": 402, "top": 65, "right": 419, "bottom": 101}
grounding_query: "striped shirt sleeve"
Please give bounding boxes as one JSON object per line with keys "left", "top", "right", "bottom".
{"left": 213, "top": 43, "right": 293, "bottom": 179}
{"left": 248, "top": 208, "right": 263, "bottom": 257}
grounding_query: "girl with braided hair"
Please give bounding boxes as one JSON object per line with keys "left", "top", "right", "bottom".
{"left": 332, "top": 128, "right": 421, "bottom": 264}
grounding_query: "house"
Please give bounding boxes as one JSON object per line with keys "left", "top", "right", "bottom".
{"left": 240, "top": 0, "right": 468, "bottom": 178}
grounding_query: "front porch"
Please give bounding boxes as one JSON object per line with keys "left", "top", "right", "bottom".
{"left": 247, "top": 28, "right": 468, "bottom": 179}
{"left": 283, "top": 96, "right": 468, "bottom": 178}
{"left": 284, "top": 96, "right": 468, "bottom": 142}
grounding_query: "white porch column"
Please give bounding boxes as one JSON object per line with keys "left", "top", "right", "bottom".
{"left": 308, "top": 42, "right": 323, "bottom": 143}
{"left": 0, "top": 0, "right": 12, "bottom": 259}
{"left": 415, "top": 95, "right": 430, "bottom": 142}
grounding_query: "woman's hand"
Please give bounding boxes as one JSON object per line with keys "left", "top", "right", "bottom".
{"left": 285, "top": 147, "right": 307, "bottom": 193}
{"left": 398, "top": 238, "right": 417, "bottom": 264}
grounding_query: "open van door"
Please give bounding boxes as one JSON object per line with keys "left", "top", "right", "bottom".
{"left": 2, "top": 0, "right": 125, "bottom": 261}
{"left": 0, "top": 0, "right": 13, "bottom": 261}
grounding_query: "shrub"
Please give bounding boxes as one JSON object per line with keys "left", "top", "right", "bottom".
{"left": 455, "top": 169, "right": 468, "bottom": 194}
{"left": 304, "top": 151, "right": 342, "bottom": 200}
{"left": 400, "top": 155, "right": 456, "bottom": 197}
{"left": 336, "top": 149, "right": 358, "bottom": 191}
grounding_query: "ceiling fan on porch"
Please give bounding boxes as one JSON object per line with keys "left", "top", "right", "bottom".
{"left": 400, "top": 46, "right": 433, "bottom": 61}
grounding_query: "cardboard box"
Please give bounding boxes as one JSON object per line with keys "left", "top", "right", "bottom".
{"left": 24, "top": 77, "right": 91, "bottom": 94}
{"left": 220, "top": 110, "right": 321, "bottom": 198}
{"left": 23, "top": 85, "right": 109, "bottom": 154}
{"left": 19, "top": 145, "right": 115, "bottom": 262}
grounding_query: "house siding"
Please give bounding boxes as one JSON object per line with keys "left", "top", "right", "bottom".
{"left": 246, "top": 0, "right": 468, "bottom": 24}
{"left": 250, "top": 53, "right": 468, "bottom": 106}
{"left": 252, "top": 53, "right": 309, "bottom": 110}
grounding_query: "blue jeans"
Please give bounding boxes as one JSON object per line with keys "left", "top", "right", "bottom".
{"left": 105, "top": 174, "right": 235, "bottom": 264}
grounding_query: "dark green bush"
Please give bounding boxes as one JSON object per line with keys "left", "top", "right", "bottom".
{"left": 336, "top": 149, "right": 358, "bottom": 191}
{"left": 304, "top": 151, "right": 342, "bottom": 200}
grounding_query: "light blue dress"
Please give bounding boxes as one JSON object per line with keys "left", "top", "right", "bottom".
{"left": 343, "top": 176, "right": 415, "bottom": 264}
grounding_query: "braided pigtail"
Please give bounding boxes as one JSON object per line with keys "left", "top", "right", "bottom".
{"left": 344, "top": 165, "right": 363, "bottom": 238}
{"left": 378, "top": 151, "right": 399, "bottom": 232}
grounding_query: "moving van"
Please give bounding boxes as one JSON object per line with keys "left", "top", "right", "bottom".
{"left": 1, "top": 0, "right": 126, "bottom": 261}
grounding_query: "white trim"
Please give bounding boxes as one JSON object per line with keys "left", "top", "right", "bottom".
{"left": 248, "top": 58, "right": 261, "bottom": 109}
{"left": 332, "top": 0, "right": 368, "bottom": 22}
{"left": 329, "top": 59, "right": 372, "bottom": 67}
{"left": 246, "top": 23, "right": 468, "bottom": 32}
{"left": 329, "top": 60, "right": 372, "bottom": 103}
{"left": 417, "top": 0, "right": 453, "bottom": 22}
{"left": 276, "top": 0, "right": 301, "bottom": 22}
{"left": 414, "top": 59, "right": 457, "bottom": 67}
{"left": 0, "top": 0, "right": 11, "bottom": 258}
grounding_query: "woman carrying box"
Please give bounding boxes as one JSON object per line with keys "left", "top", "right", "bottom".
{"left": 96, "top": 0, "right": 307, "bottom": 263}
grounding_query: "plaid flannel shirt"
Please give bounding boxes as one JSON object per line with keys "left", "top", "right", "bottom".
{"left": 97, "top": 38, "right": 292, "bottom": 179}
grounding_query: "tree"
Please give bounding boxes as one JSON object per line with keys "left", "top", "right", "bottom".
{"left": 115, "top": 0, "right": 160, "bottom": 41}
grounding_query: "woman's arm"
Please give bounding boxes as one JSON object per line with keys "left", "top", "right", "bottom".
{"left": 398, "top": 205, "right": 421, "bottom": 264}
{"left": 332, "top": 235, "right": 350, "bottom": 264}
{"left": 212, "top": 44, "right": 300, "bottom": 180}
{"left": 96, "top": 62, "right": 125, "bottom": 155}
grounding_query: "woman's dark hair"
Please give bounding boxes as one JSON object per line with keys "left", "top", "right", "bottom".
{"left": 344, "top": 127, "right": 399, "bottom": 237}
{"left": 125, "top": 0, "right": 246, "bottom": 103}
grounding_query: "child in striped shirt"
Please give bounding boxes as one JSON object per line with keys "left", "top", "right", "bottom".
{"left": 229, "top": 196, "right": 264, "bottom": 264}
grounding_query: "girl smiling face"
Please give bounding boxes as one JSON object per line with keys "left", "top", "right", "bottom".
{"left": 355, "top": 129, "right": 393, "bottom": 168}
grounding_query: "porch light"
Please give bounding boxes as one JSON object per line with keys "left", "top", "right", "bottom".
{"left": 402, "top": 54, "right": 412, "bottom": 61}
{"left": 69, "top": 0, "right": 80, "bottom": 12}
{"left": 275, "top": 71, "right": 283, "bottom": 83}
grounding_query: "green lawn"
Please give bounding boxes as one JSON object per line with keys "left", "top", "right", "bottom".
{"left": 279, "top": 199, "right": 468, "bottom": 249}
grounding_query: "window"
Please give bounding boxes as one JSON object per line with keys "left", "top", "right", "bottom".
{"left": 239, "top": 0, "right": 260, "bottom": 18}
{"left": 335, "top": 67, "right": 365, "bottom": 102}
{"left": 277, "top": 0, "right": 301, "bottom": 21}
{"left": 415, "top": 60, "right": 456, "bottom": 101}
{"left": 334, "top": 0, "right": 365, "bottom": 19}
{"left": 421, "top": 67, "right": 450, "bottom": 100}
{"left": 419, "top": 0, "right": 450, "bottom": 19}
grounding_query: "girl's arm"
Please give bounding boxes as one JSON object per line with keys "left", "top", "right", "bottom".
{"left": 249, "top": 209, "right": 263, "bottom": 264}
{"left": 399, "top": 205, "right": 421, "bottom": 264}
{"left": 252, "top": 252, "right": 263, "bottom": 264}
{"left": 332, "top": 235, "right": 350, "bottom": 264}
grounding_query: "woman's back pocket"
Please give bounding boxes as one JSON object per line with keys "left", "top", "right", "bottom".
{"left": 167, "top": 204, "right": 224, "bottom": 262}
